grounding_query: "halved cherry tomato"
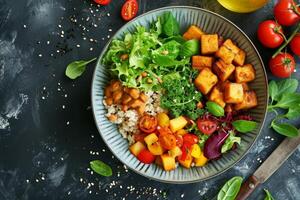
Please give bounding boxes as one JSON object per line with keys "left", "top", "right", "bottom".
{"left": 137, "top": 149, "right": 156, "bottom": 164}
{"left": 139, "top": 115, "right": 158, "bottom": 133}
{"left": 290, "top": 33, "right": 300, "bottom": 56}
{"left": 269, "top": 52, "right": 296, "bottom": 78}
{"left": 274, "top": 0, "right": 300, "bottom": 26}
{"left": 157, "top": 126, "right": 172, "bottom": 136}
{"left": 257, "top": 20, "right": 284, "bottom": 48}
{"left": 134, "top": 133, "right": 148, "bottom": 142}
{"left": 159, "top": 134, "right": 177, "bottom": 150}
{"left": 175, "top": 135, "right": 183, "bottom": 147}
{"left": 197, "top": 119, "right": 217, "bottom": 135}
{"left": 182, "top": 133, "right": 199, "bottom": 146}
{"left": 121, "top": 0, "right": 138, "bottom": 21}
{"left": 93, "top": 0, "right": 111, "bottom": 5}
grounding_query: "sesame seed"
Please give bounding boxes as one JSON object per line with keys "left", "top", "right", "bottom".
{"left": 23, "top": 25, "right": 27, "bottom": 28}
{"left": 76, "top": 44, "right": 80, "bottom": 48}
{"left": 38, "top": 54, "right": 42, "bottom": 57}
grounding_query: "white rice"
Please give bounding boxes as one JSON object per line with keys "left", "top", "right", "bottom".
{"left": 103, "top": 91, "right": 164, "bottom": 144}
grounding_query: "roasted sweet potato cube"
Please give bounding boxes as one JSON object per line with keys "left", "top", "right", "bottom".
{"left": 183, "top": 25, "right": 205, "bottom": 40}
{"left": 209, "top": 86, "right": 226, "bottom": 108}
{"left": 235, "top": 64, "right": 255, "bottom": 83}
{"left": 194, "top": 68, "right": 218, "bottom": 95}
{"left": 223, "top": 39, "right": 240, "bottom": 54}
{"left": 213, "top": 60, "right": 235, "bottom": 82}
{"left": 215, "top": 46, "right": 235, "bottom": 64}
{"left": 233, "top": 49, "right": 246, "bottom": 66}
{"left": 224, "top": 82, "right": 244, "bottom": 103}
{"left": 201, "top": 34, "right": 219, "bottom": 55}
{"left": 192, "top": 56, "right": 214, "bottom": 70}
{"left": 235, "top": 91, "right": 258, "bottom": 110}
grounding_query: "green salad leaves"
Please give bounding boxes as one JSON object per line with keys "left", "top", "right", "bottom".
{"left": 217, "top": 176, "right": 243, "bottom": 200}
{"left": 90, "top": 160, "right": 112, "bottom": 177}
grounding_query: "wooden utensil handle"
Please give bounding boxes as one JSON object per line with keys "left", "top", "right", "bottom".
{"left": 236, "top": 175, "right": 260, "bottom": 200}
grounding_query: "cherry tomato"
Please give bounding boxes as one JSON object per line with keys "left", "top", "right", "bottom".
{"left": 121, "top": 0, "right": 138, "bottom": 21}
{"left": 175, "top": 135, "right": 183, "bottom": 147}
{"left": 137, "top": 149, "right": 156, "bottom": 164}
{"left": 274, "top": 0, "right": 300, "bottom": 26}
{"left": 159, "top": 134, "right": 177, "bottom": 150}
{"left": 182, "top": 133, "right": 199, "bottom": 146}
{"left": 134, "top": 133, "right": 148, "bottom": 142}
{"left": 269, "top": 53, "right": 296, "bottom": 78}
{"left": 93, "top": 0, "right": 111, "bottom": 5}
{"left": 290, "top": 34, "right": 300, "bottom": 56}
{"left": 157, "top": 126, "right": 172, "bottom": 136}
{"left": 139, "top": 115, "right": 158, "bottom": 133}
{"left": 257, "top": 20, "right": 284, "bottom": 48}
{"left": 197, "top": 119, "right": 217, "bottom": 135}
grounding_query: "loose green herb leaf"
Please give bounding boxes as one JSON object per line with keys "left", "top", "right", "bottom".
{"left": 180, "top": 39, "right": 199, "bottom": 57}
{"left": 271, "top": 93, "right": 300, "bottom": 109}
{"left": 274, "top": 79, "right": 298, "bottom": 101}
{"left": 285, "top": 106, "right": 300, "bottom": 120}
{"left": 217, "top": 176, "right": 243, "bottom": 200}
{"left": 264, "top": 189, "right": 275, "bottom": 200}
{"left": 206, "top": 101, "right": 225, "bottom": 117}
{"left": 268, "top": 80, "right": 278, "bottom": 101}
{"left": 90, "top": 160, "right": 112, "bottom": 177}
{"left": 221, "top": 131, "right": 241, "bottom": 153}
{"left": 161, "top": 12, "right": 180, "bottom": 37}
{"left": 65, "top": 58, "right": 97, "bottom": 79}
{"left": 271, "top": 122, "right": 299, "bottom": 137}
{"left": 232, "top": 120, "right": 257, "bottom": 133}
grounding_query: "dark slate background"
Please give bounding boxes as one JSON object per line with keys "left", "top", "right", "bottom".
{"left": 0, "top": 0, "right": 299, "bottom": 199}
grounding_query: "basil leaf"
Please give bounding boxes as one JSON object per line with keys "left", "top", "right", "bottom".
{"left": 65, "top": 58, "right": 97, "bottom": 79}
{"left": 217, "top": 176, "right": 243, "bottom": 200}
{"left": 285, "top": 106, "right": 300, "bottom": 120}
{"left": 161, "top": 12, "right": 180, "bottom": 37}
{"left": 206, "top": 101, "right": 225, "bottom": 117}
{"left": 221, "top": 131, "right": 241, "bottom": 153}
{"left": 275, "top": 93, "right": 300, "bottom": 109}
{"left": 90, "top": 160, "right": 112, "bottom": 177}
{"left": 268, "top": 81, "right": 278, "bottom": 100}
{"left": 271, "top": 122, "right": 299, "bottom": 137}
{"left": 232, "top": 120, "right": 257, "bottom": 133}
{"left": 180, "top": 39, "right": 199, "bottom": 57}
{"left": 274, "top": 79, "right": 298, "bottom": 101}
{"left": 264, "top": 189, "right": 275, "bottom": 200}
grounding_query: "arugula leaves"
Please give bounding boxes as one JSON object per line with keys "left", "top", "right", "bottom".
{"left": 268, "top": 79, "right": 300, "bottom": 137}
{"left": 221, "top": 131, "right": 241, "bottom": 153}
{"left": 217, "top": 176, "right": 243, "bottom": 200}
{"left": 90, "top": 160, "right": 112, "bottom": 177}
{"left": 65, "top": 58, "right": 97, "bottom": 79}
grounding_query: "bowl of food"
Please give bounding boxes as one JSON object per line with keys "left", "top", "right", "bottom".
{"left": 91, "top": 6, "right": 268, "bottom": 183}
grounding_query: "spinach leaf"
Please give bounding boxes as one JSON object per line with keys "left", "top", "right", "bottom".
{"left": 232, "top": 120, "right": 257, "bottom": 133}
{"left": 90, "top": 160, "right": 112, "bottom": 177}
{"left": 180, "top": 39, "right": 199, "bottom": 57}
{"left": 264, "top": 189, "right": 275, "bottom": 200}
{"left": 217, "top": 176, "right": 243, "bottom": 200}
{"left": 268, "top": 80, "right": 278, "bottom": 101}
{"left": 274, "top": 79, "right": 298, "bottom": 101}
{"left": 65, "top": 58, "right": 97, "bottom": 79}
{"left": 271, "top": 122, "right": 299, "bottom": 137}
{"left": 221, "top": 131, "right": 241, "bottom": 153}
{"left": 206, "top": 101, "right": 225, "bottom": 117}
{"left": 161, "top": 12, "right": 180, "bottom": 37}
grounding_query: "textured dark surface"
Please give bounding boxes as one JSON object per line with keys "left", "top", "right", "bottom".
{"left": 0, "top": 0, "right": 299, "bottom": 200}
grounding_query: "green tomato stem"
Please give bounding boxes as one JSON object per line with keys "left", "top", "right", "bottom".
{"left": 272, "top": 23, "right": 300, "bottom": 58}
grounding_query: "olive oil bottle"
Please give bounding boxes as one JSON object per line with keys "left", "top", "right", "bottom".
{"left": 217, "top": 0, "right": 269, "bottom": 13}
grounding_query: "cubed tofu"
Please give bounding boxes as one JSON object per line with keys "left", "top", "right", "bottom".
{"left": 241, "top": 83, "right": 250, "bottom": 91}
{"left": 215, "top": 46, "right": 235, "bottom": 64}
{"left": 209, "top": 86, "right": 226, "bottom": 108}
{"left": 183, "top": 25, "right": 205, "bottom": 40}
{"left": 201, "top": 34, "right": 219, "bottom": 55}
{"left": 223, "top": 39, "right": 240, "bottom": 54}
{"left": 213, "top": 60, "right": 235, "bottom": 82}
{"left": 192, "top": 56, "right": 214, "bottom": 70}
{"left": 235, "top": 91, "right": 258, "bottom": 110}
{"left": 169, "top": 116, "right": 188, "bottom": 133}
{"left": 235, "top": 64, "right": 255, "bottom": 83}
{"left": 194, "top": 68, "right": 218, "bottom": 94}
{"left": 233, "top": 49, "right": 246, "bottom": 66}
{"left": 161, "top": 154, "right": 176, "bottom": 171}
{"left": 224, "top": 82, "right": 244, "bottom": 103}
{"left": 129, "top": 141, "right": 146, "bottom": 157}
{"left": 178, "top": 153, "right": 193, "bottom": 168}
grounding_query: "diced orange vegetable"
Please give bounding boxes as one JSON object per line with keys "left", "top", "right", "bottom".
{"left": 161, "top": 154, "right": 176, "bottom": 171}
{"left": 178, "top": 153, "right": 193, "bottom": 168}
{"left": 144, "top": 133, "right": 158, "bottom": 146}
{"left": 190, "top": 144, "right": 201, "bottom": 159}
{"left": 169, "top": 116, "right": 188, "bottom": 133}
{"left": 168, "top": 146, "right": 182, "bottom": 158}
{"left": 183, "top": 25, "right": 205, "bottom": 40}
{"left": 129, "top": 141, "right": 146, "bottom": 156}
{"left": 148, "top": 142, "right": 164, "bottom": 155}
{"left": 157, "top": 112, "right": 170, "bottom": 127}
{"left": 176, "top": 129, "right": 187, "bottom": 136}
{"left": 194, "top": 153, "right": 208, "bottom": 167}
